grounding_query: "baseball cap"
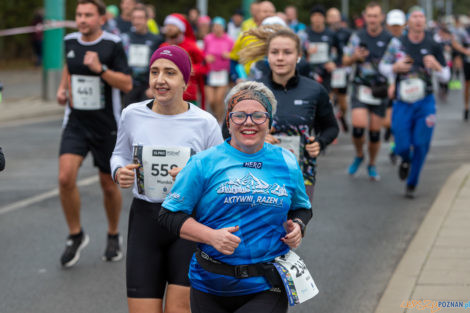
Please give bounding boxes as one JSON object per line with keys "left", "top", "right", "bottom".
{"left": 387, "top": 9, "right": 406, "bottom": 26}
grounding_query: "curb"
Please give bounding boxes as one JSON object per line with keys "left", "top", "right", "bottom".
{"left": 374, "top": 164, "right": 470, "bottom": 313}
{"left": 0, "top": 99, "right": 64, "bottom": 125}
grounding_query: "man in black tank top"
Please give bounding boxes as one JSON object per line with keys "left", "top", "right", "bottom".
{"left": 343, "top": 2, "right": 392, "bottom": 181}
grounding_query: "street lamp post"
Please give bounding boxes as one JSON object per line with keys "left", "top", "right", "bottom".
{"left": 42, "top": 0, "right": 64, "bottom": 101}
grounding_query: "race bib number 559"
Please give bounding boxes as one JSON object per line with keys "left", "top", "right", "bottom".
{"left": 133, "top": 145, "right": 192, "bottom": 199}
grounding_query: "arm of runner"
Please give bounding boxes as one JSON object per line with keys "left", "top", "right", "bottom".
{"left": 313, "top": 90, "right": 339, "bottom": 150}
{"left": 83, "top": 51, "right": 132, "bottom": 93}
{"left": 56, "top": 65, "right": 69, "bottom": 105}
{"left": 305, "top": 136, "right": 321, "bottom": 158}
{"left": 115, "top": 163, "right": 140, "bottom": 188}
{"left": 450, "top": 38, "right": 470, "bottom": 56}
{"left": 110, "top": 109, "right": 133, "bottom": 183}
{"left": 281, "top": 220, "right": 302, "bottom": 249}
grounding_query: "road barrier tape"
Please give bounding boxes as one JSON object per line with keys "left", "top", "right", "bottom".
{"left": 0, "top": 20, "right": 76, "bottom": 37}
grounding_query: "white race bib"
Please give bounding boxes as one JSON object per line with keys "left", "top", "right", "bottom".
{"left": 208, "top": 70, "right": 228, "bottom": 86}
{"left": 399, "top": 78, "right": 426, "bottom": 103}
{"left": 128, "top": 44, "right": 150, "bottom": 67}
{"left": 308, "top": 42, "right": 329, "bottom": 64}
{"left": 273, "top": 250, "right": 319, "bottom": 306}
{"left": 331, "top": 68, "right": 347, "bottom": 88}
{"left": 71, "top": 75, "right": 104, "bottom": 110}
{"left": 134, "top": 146, "right": 192, "bottom": 200}
{"left": 274, "top": 135, "right": 301, "bottom": 162}
{"left": 357, "top": 85, "right": 382, "bottom": 105}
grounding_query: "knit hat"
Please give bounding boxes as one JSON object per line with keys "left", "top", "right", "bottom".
{"left": 407, "top": 6, "right": 425, "bottom": 20}
{"left": 212, "top": 16, "right": 226, "bottom": 28}
{"left": 149, "top": 46, "right": 192, "bottom": 84}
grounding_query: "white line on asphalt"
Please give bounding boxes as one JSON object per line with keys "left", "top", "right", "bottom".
{"left": 0, "top": 175, "right": 99, "bottom": 215}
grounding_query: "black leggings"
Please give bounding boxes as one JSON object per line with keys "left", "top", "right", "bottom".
{"left": 190, "top": 287, "right": 288, "bottom": 313}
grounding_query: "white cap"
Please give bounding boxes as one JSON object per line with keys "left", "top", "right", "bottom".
{"left": 387, "top": 9, "right": 406, "bottom": 26}
{"left": 261, "top": 16, "right": 287, "bottom": 27}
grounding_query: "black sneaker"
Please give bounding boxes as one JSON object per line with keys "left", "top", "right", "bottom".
{"left": 405, "top": 185, "right": 415, "bottom": 199}
{"left": 60, "top": 231, "right": 90, "bottom": 268}
{"left": 103, "top": 233, "right": 122, "bottom": 262}
{"left": 399, "top": 161, "right": 410, "bottom": 181}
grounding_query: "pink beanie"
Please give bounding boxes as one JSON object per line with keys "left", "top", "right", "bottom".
{"left": 149, "top": 45, "right": 192, "bottom": 84}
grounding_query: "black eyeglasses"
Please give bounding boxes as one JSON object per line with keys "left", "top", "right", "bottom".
{"left": 229, "top": 111, "right": 269, "bottom": 125}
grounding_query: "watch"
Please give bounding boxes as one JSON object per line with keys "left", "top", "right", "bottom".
{"left": 99, "top": 64, "right": 108, "bottom": 76}
{"left": 292, "top": 218, "right": 306, "bottom": 237}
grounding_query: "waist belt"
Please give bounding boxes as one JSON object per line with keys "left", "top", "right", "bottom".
{"left": 195, "top": 248, "right": 280, "bottom": 286}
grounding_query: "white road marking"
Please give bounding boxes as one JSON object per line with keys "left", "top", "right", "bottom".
{"left": 0, "top": 175, "right": 99, "bottom": 215}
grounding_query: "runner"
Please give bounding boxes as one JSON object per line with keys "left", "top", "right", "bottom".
{"left": 159, "top": 81, "right": 315, "bottom": 313}
{"left": 238, "top": 27, "right": 339, "bottom": 201}
{"left": 204, "top": 17, "right": 234, "bottom": 123}
{"left": 285, "top": 5, "right": 306, "bottom": 33}
{"left": 114, "top": 0, "right": 136, "bottom": 35}
{"left": 55, "top": 0, "right": 132, "bottom": 267}
{"left": 121, "top": 4, "right": 163, "bottom": 106}
{"left": 303, "top": 5, "right": 339, "bottom": 92}
{"left": 327, "top": 7, "right": 353, "bottom": 133}
{"left": 343, "top": 1, "right": 393, "bottom": 181}
{"left": 111, "top": 45, "right": 223, "bottom": 313}
{"left": 379, "top": 6, "right": 450, "bottom": 198}
{"left": 227, "top": 9, "right": 244, "bottom": 41}
{"left": 161, "top": 13, "right": 207, "bottom": 107}
{"left": 0, "top": 147, "right": 4, "bottom": 171}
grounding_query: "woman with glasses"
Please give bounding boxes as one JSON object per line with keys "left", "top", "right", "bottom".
{"left": 111, "top": 45, "right": 223, "bottom": 313}
{"left": 159, "top": 81, "right": 313, "bottom": 313}
{"left": 239, "top": 27, "right": 339, "bottom": 202}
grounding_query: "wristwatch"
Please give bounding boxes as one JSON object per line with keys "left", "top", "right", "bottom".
{"left": 292, "top": 218, "right": 306, "bottom": 237}
{"left": 99, "top": 64, "right": 108, "bottom": 76}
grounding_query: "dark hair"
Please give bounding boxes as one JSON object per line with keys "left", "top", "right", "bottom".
{"left": 365, "top": 1, "right": 382, "bottom": 12}
{"left": 310, "top": 5, "right": 326, "bottom": 17}
{"left": 132, "top": 4, "right": 148, "bottom": 18}
{"left": 77, "top": 0, "right": 106, "bottom": 16}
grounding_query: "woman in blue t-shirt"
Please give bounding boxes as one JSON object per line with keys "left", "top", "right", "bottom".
{"left": 159, "top": 81, "right": 313, "bottom": 313}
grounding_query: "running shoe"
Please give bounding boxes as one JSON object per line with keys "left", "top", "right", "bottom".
{"left": 348, "top": 156, "right": 364, "bottom": 175}
{"left": 367, "top": 165, "right": 380, "bottom": 181}
{"left": 60, "top": 231, "right": 90, "bottom": 268}
{"left": 405, "top": 185, "right": 415, "bottom": 199}
{"left": 103, "top": 233, "right": 123, "bottom": 262}
{"left": 449, "top": 79, "right": 462, "bottom": 90}
{"left": 389, "top": 142, "right": 397, "bottom": 165}
{"left": 399, "top": 160, "right": 410, "bottom": 180}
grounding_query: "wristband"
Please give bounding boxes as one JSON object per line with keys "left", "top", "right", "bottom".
{"left": 292, "top": 218, "right": 306, "bottom": 237}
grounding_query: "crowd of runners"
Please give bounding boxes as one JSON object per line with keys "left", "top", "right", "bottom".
{"left": 51, "top": 0, "right": 469, "bottom": 312}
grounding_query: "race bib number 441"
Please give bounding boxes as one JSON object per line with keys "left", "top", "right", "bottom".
{"left": 133, "top": 145, "right": 192, "bottom": 199}
{"left": 274, "top": 250, "right": 319, "bottom": 306}
{"left": 71, "top": 75, "right": 104, "bottom": 110}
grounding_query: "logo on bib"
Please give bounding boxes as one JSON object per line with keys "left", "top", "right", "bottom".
{"left": 152, "top": 149, "right": 167, "bottom": 156}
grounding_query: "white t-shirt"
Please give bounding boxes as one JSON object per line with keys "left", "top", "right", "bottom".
{"left": 110, "top": 100, "right": 224, "bottom": 202}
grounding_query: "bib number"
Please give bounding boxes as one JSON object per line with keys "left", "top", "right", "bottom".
{"left": 274, "top": 135, "right": 301, "bottom": 162}
{"left": 208, "top": 70, "right": 228, "bottom": 86}
{"left": 399, "top": 78, "right": 426, "bottom": 103}
{"left": 308, "top": 43, "right": 329, "bottom": 64}
{"left": 331, "top": 68, "right": 347, "bottom": 88}
{"left": 133, "top": 145, "right": 192, "bottom": 199}
{"left": 357, "top": 85, "right": 382, "bottom": 105}
{"left": 128, "top": 44, "right": 150, "bottom": 67}
{"left": 71, "top": 75, "right": 104, "bottom": 110}
{"left": 273, "top": 250, "right": 319, "bottom": 306}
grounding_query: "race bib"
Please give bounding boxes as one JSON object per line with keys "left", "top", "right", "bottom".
{"left": 71, "top": 75, "right": 104, "bottom": 110}
{"left": 308, "top": 42, "right": 329, "bottom": 64}
{"left": 274, "top": 135, "right": 301, "bottom": 162}
{"left": 133, "top": 145, "right": 192, "bottom": 200}
{"left": 128, "top": 44, "right": 150, "bottom": 67}
{"left": 331, "top": 68, "right": 347, "bottom": 88}
{"left": 357, "top": 85, "right": 382, "bottom": 105}
{"left": 273, "top": 250, "right": 319, "bottom": 306}
{"left": 399, "top": 78, "right": 425, "bottom": 103}
{"left": 208, "top": 70, "right": 228, "bottom": 86}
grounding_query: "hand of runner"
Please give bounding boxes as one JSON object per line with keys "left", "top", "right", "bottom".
{"left": 423, "top": 55, "right": 441, "bottom": 71}
{"left": 354, "top": 47, "right": 369, "bottom": 62}
{"left": 265, "top": 134, "right": 280, "bottom": 144}
{"left": 388, "top": 83, "right": 396, "bottom": 99}
{"left": 56, "top": 87, "right": 68, "bottom": 105}
{"left": 83, "top": 51, "right": 102, "bottom": 73}
{"left": 393, "top": 57, "right": 412, "bottom": 73}
{"left": 281, "top": 220, "right": 302, "bottom": 249}
{"left": 308, "top": 44, "right": 318, "bottom": 55}
{"left": 324, "top": 61, "right": 337, "bottom": 73}
{"left": 169, "top": 166, "right": 182, "bottom": 181}
{"left": 116, "top": 163, "right": 140, "bottom": 188}
{"left": 305, "top": 136, "right": 320, "bottom": 158}
{"left": 209, "top": 226, "right": 241, "bottom": 255}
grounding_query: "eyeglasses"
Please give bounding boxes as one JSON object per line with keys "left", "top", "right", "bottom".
{"left": 229, "top": 111, "right": 269, "bottom": 125}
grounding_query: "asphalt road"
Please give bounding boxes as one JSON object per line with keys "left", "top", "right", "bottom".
{"left": 0, "top": 89, "right": 469, "bottom": 313}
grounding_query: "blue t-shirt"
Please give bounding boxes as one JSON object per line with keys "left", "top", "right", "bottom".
{"left": 162, "top": 140, "right": 312, "bottom": 296}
